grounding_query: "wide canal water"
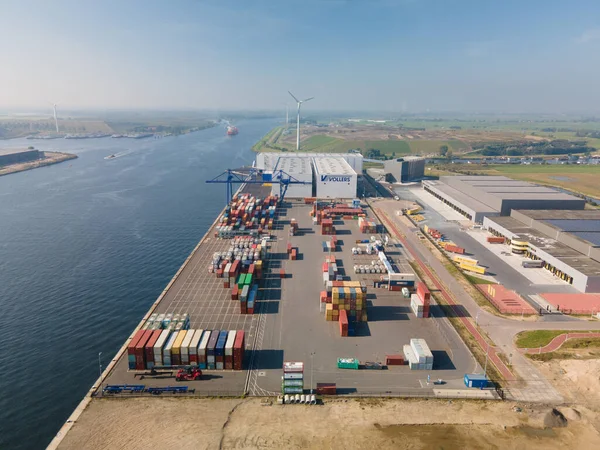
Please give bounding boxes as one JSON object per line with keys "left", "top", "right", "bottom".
{"left": 0, "top": 118, "right": 277, "bottom": 449}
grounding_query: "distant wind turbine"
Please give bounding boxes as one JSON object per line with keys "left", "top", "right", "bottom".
{"left": 49, "top": 101, "right": 60, "bottom": 133}
{"left": 288, "top": 91, "right": 314, "bottom": 151}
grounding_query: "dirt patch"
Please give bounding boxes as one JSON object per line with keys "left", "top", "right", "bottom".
{"left": 57, "top": 397, "right": 600, "bottom": 450}
{"left": 536, "top": 358, "right": 600, "bottom": 408}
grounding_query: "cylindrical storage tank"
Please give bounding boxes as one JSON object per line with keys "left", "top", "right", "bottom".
{"left": 311, "top": 394, "right": 316, "bottom": 404}
{"left": 300, "top": 394, "right": 306, "bottom": 404}
{"left": 284, "top": 394, "right": 290, "bottom": 404}
{"left": 295, "top": 394, "right": 301, "bottom": 403}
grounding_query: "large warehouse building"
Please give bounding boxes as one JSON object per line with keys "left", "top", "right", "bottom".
{"left": 0, "top": 148, "right": 43, "bottom": 167}
{"left": 423, "top": 175, "right": 585, "bottom": 223}
{"left": 383, "top": 156, "right": 425, "bottom": 183}
{"left": 270, "top": 156, "right": 313, "bottom": 198}
{"left": 255, "top": 152, "right": 359, "bottom": 199}
{"left": 484, "top": 210, "right": 600, "bottom": 293}
{"left": 313, "top": 156, "right": 357, "bottom": 199}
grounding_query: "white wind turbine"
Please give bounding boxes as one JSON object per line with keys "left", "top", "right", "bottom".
{"left": 288, "top": 91, "right": 314, "bottom": 151}
{"left": 49, "top": 101, "right": 60, "bottom": 133}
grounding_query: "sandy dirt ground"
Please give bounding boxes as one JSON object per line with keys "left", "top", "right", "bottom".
{"left": 57, "top": 395, "right": 600, "bottom": 450}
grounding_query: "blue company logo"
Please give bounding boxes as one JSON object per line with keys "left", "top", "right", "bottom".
{"left": 320, "top": 175, "right": 351, "bottom": 182}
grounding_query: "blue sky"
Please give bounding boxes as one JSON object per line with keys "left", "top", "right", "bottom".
{"left": 1, "top": 0, "right": 600, "bottom": 112}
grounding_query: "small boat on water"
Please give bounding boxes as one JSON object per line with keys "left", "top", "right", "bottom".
{"left": 104, "top": 154, "right": 117, "bottom": 160}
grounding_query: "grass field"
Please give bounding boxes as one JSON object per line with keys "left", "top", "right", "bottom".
{"left": 407, "top": 140, "right": 468, "bottom": 154}
{"left": 515, "top": 330, "right": 581, "bottom": 348}
{"left": 464, "top": 274, "right": 495, "bottom": 285}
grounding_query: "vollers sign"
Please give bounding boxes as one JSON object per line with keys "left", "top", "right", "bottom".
{"left": 320, "top": 175, "right": 351, "bottom": 182}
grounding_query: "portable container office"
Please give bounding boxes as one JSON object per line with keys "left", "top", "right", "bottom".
{"left": 134, "top": 330, "right": 154, "bottom": 370}
{"left": 144, "top": 330, "right": 163, "bottom": 369}
{"left": 171, "top": 330, "right": 187, "bottom": 366}
{"left": 464, "top": 373, "right": 489, "bottom": 389}
{"left": 163, "top": 331, "right": 179, "bottom": 366}
{"left": 188, "top": 329, "right": 203, "bottom": 365}
{"left": 180, "top": 329, "right": 195, "bottom": 365}
{"left": 225, "top": 330, "right": 236, "bottom": 370}
{"left": 410, "top": 338, "right": 434, "bottom": 367}
{"left": 207, "top": 330, "right": 220, "bottom": 369}
{"left": 153, "top": 330, "right": 171, "bottom": 367}
{"left": 337, "top": 358, "right": 359, "bottom": 370}
{"left": 127, "top": 330, "right": 146, "bottom": 370}
{"left": 283, "top": 361, "right": 304, "bottom": 373}
{"left": 198, "top": 330, "right": 211, "bottom": 369}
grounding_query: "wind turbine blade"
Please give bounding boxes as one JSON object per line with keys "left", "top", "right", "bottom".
{"left": 303, "top": 97, "right": 314, "bottom": 102}
{"left": 288, "top": 91, "right": 300, "bottom": 103}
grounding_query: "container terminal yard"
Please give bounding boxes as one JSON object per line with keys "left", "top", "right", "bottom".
{"left": 98, "top": 178, "right": 479, "bottom": 398}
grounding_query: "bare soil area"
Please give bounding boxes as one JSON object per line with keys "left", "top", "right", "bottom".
{"left": 57, "top": 396, "right": 600, "bottom": 450}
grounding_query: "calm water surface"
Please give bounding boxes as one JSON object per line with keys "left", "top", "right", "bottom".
{"left": 0, "top": 119, "right": 276, "bottom": 449}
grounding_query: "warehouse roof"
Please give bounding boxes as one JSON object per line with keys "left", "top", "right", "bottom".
{"left": 274, "top": 156, "right": 312, "bottom": 175}
{"left": 312, "top": 156, "right": 355, "bottom": 175}
{"left": 423, "top": 180, "right": 499, "bottom": 214}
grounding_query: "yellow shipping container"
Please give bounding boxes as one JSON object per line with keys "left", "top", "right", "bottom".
{"left": 173, "top": 330, "right": 187, "bottom": 355}
{"left": 453, "top": 255, "right": 478, "bottom": 265}
{"left": 331, "top": 297, "right": 339, "bottom": 305}
{"left": 326, "top": 303, "right": 333, "bottom": 311}
{"left": 460, "top": 262, "right": 486, "bottom": 275}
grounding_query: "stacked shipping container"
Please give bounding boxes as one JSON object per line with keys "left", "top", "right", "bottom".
{"left": 128, "top": 329, "right": 246, "bottom": 371}
{"left": 358, "top": 217, "right": 377, "bottom": 234}
{"left": 282, "top": 362, "right": 304, "bottom": 395}
{"left": 322, "top": 280, "right": 368, "bottom": 327}
{"left": 410, "top": 281, "right": 431, "bottom": 318}
{"left": 215, "top": 193, "right": 278, "bottom": 238}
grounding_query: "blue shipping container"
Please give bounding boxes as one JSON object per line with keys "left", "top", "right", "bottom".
{"left": 464, "top": 373, "right": 489, "bottom": 389}
{"left": 207, "top": 330, "right": 219, "bottom": 356}
{"left": 216, "top": 331, "right": 228, "bottom": 356}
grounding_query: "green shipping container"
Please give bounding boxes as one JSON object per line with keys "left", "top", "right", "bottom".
{"left": 282, "top": 380, "right": 304, "bottom": 387}
{"left": 245, "top": 274, "right": 253, "bottom": 285}
{"left": 237, "top": 274, "right": 245, "bottom": 289}
{"left": 337, "top": 358, "right": 359, "bottom": 370}
{"left": 282, "top": 387, "right": 303, "bottom": 394}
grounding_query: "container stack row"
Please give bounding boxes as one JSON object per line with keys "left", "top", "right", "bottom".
{"left": 142, "top": 312, "right": 190, "bottom": 331}
{"left": 289, "top": 218, "right": 298, "bottom": 236}
{"left": 216, "top": 193, "right": 278, "bottom": 238}
{"left": 354, "top": 260, "right": 388, "bottom": 274}
{"left": 411, "top": 281, "right": 430, "bottom": 318}
{"left": 321, "top": 218, "right": 334, "bottom": 235}
{"left": 322, "top": 257, "right": 339, "bottom": 283}
{"left": 237, "top": 283, "right": 258, "bottom": 314}
{"left": 453, "top": 255, "right": 486, "bottom": 275}
{"left": 358, "top": 217, "right": 377, "bottom": 234}
{"left": 282, "top": 362, "right": 304, "bottom": 395}
{"left": 322, "top": 280, "right": 368, "bottom": 326}
{"left": 127, "top": 329, "right": 245, "bottom": 371}
{"left": 403, "top": 338, "right": 434, "bottom": 370}
{"left": 423, "top": 224, "right": 442, "bottom": 240}
{"left": 442, "top": 242, "right": 465, "bottom": 254}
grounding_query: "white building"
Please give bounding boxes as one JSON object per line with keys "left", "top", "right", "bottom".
{"left": 313, "top": 156, "right": 357, "bottom": 199}
{"left": 256, "top": 152, "right": 363, "bottom": 173}
{"left": 271, "top": 156, "right": 313, "bottom": 198}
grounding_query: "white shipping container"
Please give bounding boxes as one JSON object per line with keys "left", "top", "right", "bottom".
{"left": 189, "top": 329, "right": 203, "bottom": 357}
{"left": 225, "top": 330, "right": 236, "bottom": 356}
{"left": 284, "top": 362, "right": 304, "bottom": 373}
{"left": 163, "top": 332, "right": 178, "bottom": 365}
{"left": 410, "top": 338, "right": 434, "bottom": 364}
{"left": 181, "top": 329, "right": 194, "bottom": 364}
{"left": 284, "top": 372, "right": 304, "bottom": 380}
{"left": 216, "top": 362, "right": 224, "bottom": 370}
{"left": 198, "top": 331, "right": 211, "bottom": 357}
{"left": 207, "top": 355, "right": 215, "bottom": 364}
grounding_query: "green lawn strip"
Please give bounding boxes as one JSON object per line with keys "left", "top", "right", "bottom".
{"left": 514, "top": 330, "right": 597, "bottom": 349}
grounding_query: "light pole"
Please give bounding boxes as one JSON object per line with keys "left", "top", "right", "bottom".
{"left": 98, "top": 352, "right": 103, "bottom": 396}
{"left": 310, "top": 352, "right": 315, "bottom": 394}
{"left": 483, "top": 342, "right": 489, "bottom": 377}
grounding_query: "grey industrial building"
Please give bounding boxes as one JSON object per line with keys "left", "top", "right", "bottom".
{"left": 423, "top": 175, "right": 585, "bottom": 223}
{"left": 0, "top": 148, "right": 43, "bottom": 167}
{"left": 383, "top": 156, "right": 425, "bottom": 183}
{"left": 483, "top": 210, "right": 600, "bottom": 293}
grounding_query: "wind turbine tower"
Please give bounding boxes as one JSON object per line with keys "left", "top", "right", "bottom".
{"left": 285, "top": 104, "right": 289, "bottom": 126}
{"left": 288, "top": 91, "right": 314, "bottom": 151}
{"left": 50, "top": 102, "right": 59, "bottom": 133}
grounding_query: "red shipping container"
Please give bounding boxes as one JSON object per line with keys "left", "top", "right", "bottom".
{"left": 240, "top": 304, "right": 247, "bottom": 314}
{"left": 389, "top": 285, "right": 401, "bottom": 291}
{"left": 232, "top": 284, "right": 239, "bottom": 300}
{"left": 225, "top": 359, "right": 233, "bottom": 370}
{"left": 291, "top": 249, "right": 297, "bottom": 260}
{"left": 144, "top": 330, "right": 163, "bottom": 368}
{"left": 216, "top": 269, "right": 223, "bottom": 278}
{"left": 417, "top": 281, "right": 431, "bottom": 304}
{"left": 135, "top": 330, "right": 153, "bottom": 370}
{"left": 316, "top": 383, "right": 336, "bottom": 395}
{"left": 287, "top": 243, "right": 292, "bottom": 254}
{"left": 322, "top": 262, "right": 329, "bottom": 273}
{"left": 216, "top": 355, "right": 224, "bottom": 363}
{"left": 248, "top": 307, "right": 254, "bottom": 315}
{"left": 224, "top": 281, "right": 230, "bottom": 289}
{"left": 280, "top": 269, "right": 285, "bottom": 279}
{"left": 248, "top": 264, "right": 255, "bottom": 275}
{"left": 128, "top": 330, "right": 146, "bottom": 358}
{"left": 332, "top": 304, "right": 339, "bottom": 311}
{"left": 230, "top": 260, "right": 240, "bottom": 275}
{"left": 233, "top": 330, "right": 245, "bottom": 370}
{"left": 385, "top": 355, "right": 405, "bottom": 366}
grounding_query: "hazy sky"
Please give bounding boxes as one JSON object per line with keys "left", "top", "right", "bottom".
{"left": 2, "top": 0, "right": 600, "bottom": 112}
